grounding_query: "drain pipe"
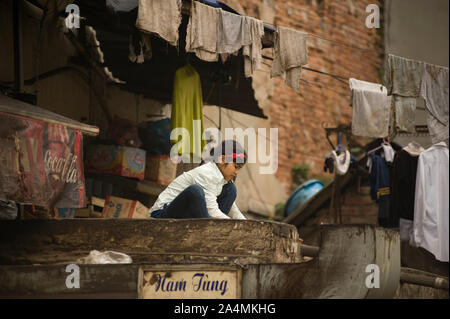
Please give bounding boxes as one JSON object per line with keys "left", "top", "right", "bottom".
{"left": 400, "top": 267, "right": 449, "bottom": 291}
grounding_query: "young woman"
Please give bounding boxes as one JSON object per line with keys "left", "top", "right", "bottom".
{"left": 149, "top": 140, "right": 247, "bottom": 219}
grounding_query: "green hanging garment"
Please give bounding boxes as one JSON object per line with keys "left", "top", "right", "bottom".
{"left": 171, "top": 64, "right": 206, "bottom": 162}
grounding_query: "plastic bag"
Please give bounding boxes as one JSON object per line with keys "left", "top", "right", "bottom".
{"left": 0, "top": 200, "right": 18, "bottom": 220}
{"left": 138, "top": 118, "right": 172, "bottom": 155}
{"left": 77, "top": 250, "right": 132, "bottom": 264}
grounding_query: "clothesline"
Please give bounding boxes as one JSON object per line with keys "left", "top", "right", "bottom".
{"left": 203, "top": 108, "right": 325, "bottom": 161}
{"left": 225, "top": 112, "right": 326, "bottom": 161}
{"left": 194, "top": 0, "right": 376, "bottom": 54}
{"left": 258, "top": 60, "right": 349, "bottom": 97}
{"left": 261, "top": 55, "right": 350, "bottom": 84}
{"left": 300, "top": 79, "right": 349, "bottom": 97}
{"left": 350, "top": 55, "right": 448, "bottom": 142}
{"left": 261, "top": 20, "right": 374, "bottom": 53}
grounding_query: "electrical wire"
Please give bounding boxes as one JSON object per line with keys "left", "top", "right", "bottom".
{"left": 307, "top": 33, "right": 374, "bottom": 53}
{"left": 260, "top": 61, "right": 349, "bottom": 98}
{"left": 261, "top": 54, "right": 350, "bottom": 84}
{"left": 203, "top": 113, "right": 220, "bottom": 129}
{"left": 209, "top": 108, "right": 326, "bottom": 161}
{"left": 261, "top": 22, "right": 375, "bottom": 53}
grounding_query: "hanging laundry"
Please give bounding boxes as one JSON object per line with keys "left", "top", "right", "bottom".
{"left": 242, "top": 16, "right": 265, "bottom": 78}
{"left": 413, "top": 142, "right": 449, "bottom": 262}
{"left": 171, "top": 64, "right": 206, "bottom": 162}
{"left": 388, "top": 98, "right": 397, "bottom": 138}
{"left": 420, "top": 63, "right": 449, "bottom": 144}
{"left": 381, "top": 143, "right": 395, "bottom": 163}
{"left": 349, "top": 78, "right": 392, "bottom": 138}
{"left": 389, "top": 143, "right": 424, "bottom": 237}
{"left": 383, "top": 54, "right": 424, "bottom": 98}
{"left": 136, "top": 0, "right": 182, "bottom": 47}
{"left": 106, "top": 0, "right": 138, "bottom": 13}
{"left": 368, "top": 153, "right": 392, "bottom": 228}
{"left": 216, "top": 9, "right": 251, "bottom": 54}
{"left": 330, "top": 150, "right": 351, "bottom": 176}
{"left": 394, "top": 96, "right": 417, "bottom": 133}
{"left": 186, "top": 0, "right": 219, "bottom": 62}
{"left": 128, "top": 34, "right": 144, "bottom": 64}
{"left": 128, "top": 30, "right": 152, "bottom": 64}
{"left": 323, "top": 156, "right": 334, "bottom": 174}
{"left": 271, "top": 27, "right": 308, "bottom": 93}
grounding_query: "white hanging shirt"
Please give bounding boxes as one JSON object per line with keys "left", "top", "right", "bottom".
{"left": 149, "top": 161, "right": 246, "bottom": 219}
{"left": 381, "top": 144, "right": 395, "bottom": 163}
{"left": 413, "top": 142, "right": 449, "bottom": 262}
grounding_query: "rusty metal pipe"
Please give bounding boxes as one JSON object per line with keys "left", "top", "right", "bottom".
{"left": 400, "top": 268, "right": 449, "bottom": 291}
{"left": 300, "top": 244, "right": 319, "bottom": 257}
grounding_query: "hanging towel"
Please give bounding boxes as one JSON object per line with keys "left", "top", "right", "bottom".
{"left": 171, "top": 64, "right": 206, "bottom": 162}
{"left": 271, "top": 27, "right": 308, "bottom": 93}
{"left": 394, "top": 96, "right": 416, "bottom": 133}
{"left": 185, "top": 0, "right": 219, "bottom": 62}
{"left": 331, "top": 150, "right": 351, "bottom": 176}
{"left": 413, "top": 142, "right": 449, "bottom": 262}
{"left": 349, "top": 78, "right": 392, "bottom": 138}
{"left": 383, "top": 54, "right": 424, "bottom": 98}
{"left": 242, "top": 16, "right": 265, "bottom": 78}
{"left": 216, "top": 9, "right": 252, "bottom": 54}
{"left": 420, "top": 63, "right": 449, "bottom": 144}
{"left": 136, "top": 0, "right": 182, "bottom": 47}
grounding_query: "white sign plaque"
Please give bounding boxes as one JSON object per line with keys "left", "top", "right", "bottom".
{"left": 138, "top": 265, "right": 241, "bottom": 299}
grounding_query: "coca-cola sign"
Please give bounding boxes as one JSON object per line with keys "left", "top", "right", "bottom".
{"left": 0, "top": 112, "right": 86, "bottom": 208}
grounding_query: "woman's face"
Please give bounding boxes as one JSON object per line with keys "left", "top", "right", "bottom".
{"left": 217, "top": 156, "right": 244, "bottom": 181}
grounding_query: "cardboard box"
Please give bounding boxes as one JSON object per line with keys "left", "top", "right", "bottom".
{"left": 101, "top": 196, "right": 149, "bottom": 219}
{"left": 145, "top": 155, "right": 177, "bottom": 185}
{"left": 54, "top": 207, "right": 94, "bottom": 218}
{"left": 55, "top": 208, "right": 75, "bottom": 219}
{"left": 85, "top": 145, "right": 146, "bottom": 180}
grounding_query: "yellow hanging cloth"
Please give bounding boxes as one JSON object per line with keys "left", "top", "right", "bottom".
{"left": 171, "top": 64, "right": 206, "bottom": 162}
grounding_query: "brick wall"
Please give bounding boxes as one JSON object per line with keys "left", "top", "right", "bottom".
{"left": 227, "top": 0, "right": 384, "bottom": 192}
{"left": 313, "top": 184, "right": 379, "bottom": 225}
{"left": 298, "top": 181, "right": 380, "bottom": 246}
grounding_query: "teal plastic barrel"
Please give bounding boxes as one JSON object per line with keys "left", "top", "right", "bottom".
{"left": 285, "top": 179, "right": 324, "bottom": 216}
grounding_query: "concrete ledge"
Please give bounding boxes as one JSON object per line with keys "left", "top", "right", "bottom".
{"left": 0, "top": 225, "right": 401, "bottom": 299}
{"left": 0, "top": 219, "right": 301, "bottom": 265}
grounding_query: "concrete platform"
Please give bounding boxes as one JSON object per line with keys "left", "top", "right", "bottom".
{"left": 0, "top": 219, "right": 301, "bottom": 265}
{"left": 0, "top": 222, "right": 403, "bottom": 298}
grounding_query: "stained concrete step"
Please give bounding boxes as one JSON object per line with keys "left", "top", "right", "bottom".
{"left": 0, "top": 219, "right": 301, "bottom": 265}
{"left": 0, "top": 224, "right": 401, "bottom": 299}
